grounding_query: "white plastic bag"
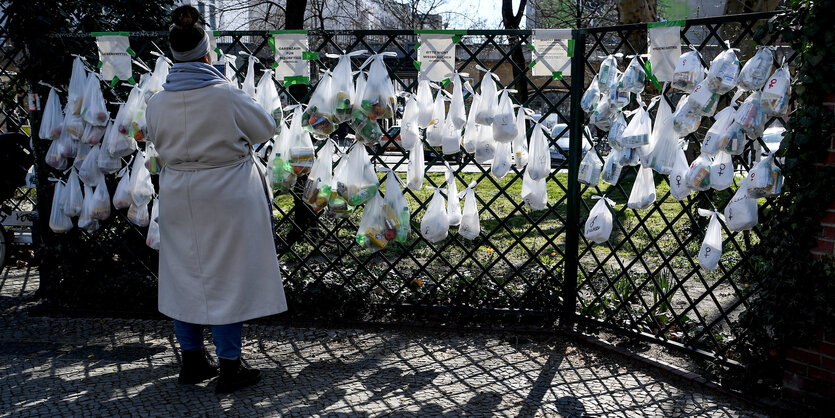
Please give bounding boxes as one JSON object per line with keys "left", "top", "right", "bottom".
{"left": 130, "top": 151, "right": 154, "bottom": 207}
{"left": 609, "top": 71, "right": 631, "bottom": 109}
{"left": 98, "top": 123, "right": 123, "bottom": 174}
{"left": 127, "top": 202, "right": 150, "bottom": 227}
{"left": 286, "top": 107, "right": 315, "bottom": 175}
{"left": 241, "top": 54, "right": 257, "bottom": 98}
{"left": 302, "top": 72, "right": 337, "bottom": 137}
{"left": 73, "top": 143, "right": 91, "bottom": 171}
{"left": 689, "top": 79, "right": 720, "bottom": 117}
{"left": 272, "top": 119, "right": 296, "bottom": 194}
{"left": 81, "top": 73, "right": 108, "bottom": 126}
{"left": 584, "top": 196, "right": 615, "bottom": 244}
{"left": 337, "top": 143, "right": 378, "bottom": 206}
{"left": 441, "top": 117, "right": 461, "bottom": 155}
{"left": 672, "top": 50, "right": 703, "bottom": 93}
{"left": 78, "top": 184, "right": 99, "bottom": 232}
{"left": 647, "top": 97, "right": 678, "bottom": 174}
{"left": 458, "top": 182, "right": 480, "bottom": 240}
{"left": 146, "top": 197, "right": 160, "bottom": 250}
{"left": 721, "top": 122, "right": 747, "bottom": 156}
{"left": 738, "top": 47, "right": 774, "bottom": 91}
{"left": 725, "top": 180, "right": 758, "bottom": 231}
{"left": 302, "top": 139, "right": 334, "bottom": 212}
{"left": 620, "top": 106, "right": 651, "bottom": 148}
{"left": 512, "top": 107, "right": 529, "bottom": 170}
{"left": 143, "top": 55, "right": 171, "bottom": 103}
{"left": 578, "top": 150, "right": 602, "bottom": 186}
{"left": 67, "top": 56, "right": 88, "bottom": 116}
{"left": 407, "top": 140, "right": 424, "bottom": 191}
{"left": 400, "top": 94, "right": 420, "bottom": 150}
{"left": 426, "top": 90, "right": 446, "bottom": 147}
{"left": 701, "top": 106, "right": 735, "bottom": 156}
{"left": 80, "top": 123, "right": 106, "bottom": 145}
{"left": 449, "top": 72, "right": 467, "bottom": 129}
{"left": 255, "top": 70, "right": 283, "bottom": 134}
{"left": 601, "top": 149, "right": 624, "bottom": 186}
{"left": 446, "top": 169, "right": 461, "bottom": 226}
{"left": 734, "top": 91, "right": 764, "bottom": 139}
{"left": 49, "top": 181, "right": 73, "bottom": 233}
{"left": 474, "top": 68, "right": 499, "bottom": 125}
{"left": 685, "top": 153, "right": 711, "bottom": 191}
{"left": 491, "top": 140, "right": 512, "bottom": 180}
{"left": 627, "top": 165, "right": 656, "bottom": 210}
{"left": 705, "top": 49, "right": 739, "bottom": 94}
{"left": 672, "top": 95, "right": 702, "bottom": 137}
{"left": 421, "top": 188, "right": 449, "bottom": 243}
{"left": 45, "top": 138, "right": 68, "bottom": 171}
{"left": 474, "top": 125, "right": 496, "bottom": 165}
{"left": 79, "top": 145, "right": 104, "bottom": 186}
{"left": 709, "top": 151, "right": 733, "bottom": 191}
{"left": 113, "top": 164, "right": 132, "bottom": 209}
{"left": 492, "top": 89, "right": 517, "bottom": 143}
{"left": 597, "top": 55, "right": 619, "bottom": 92}
{"left": 668, "top": 144, "right": 692, "bottom": 201}
{"left": 356, "top": 192, "right": 388, "bottom": 251}
{"left": 521, "top": 169, "right": 547, "bottom": 211}
{"left": 761, "top": 65, "right": 791, "bottom": 117}
{"left": 415, "top": 79, "right": 434, "bottom": 127}
{"left": 39, "top": 88, "right": 64, "bottom": 140}
{"left": 91, "top": 175, "right": 111, "bottom": 221}
{"left": 359, "top": 52, "right": 397, "bottom": 121}
{"left": 462, "top": 94, "right": 481, "bottom": 153}
{"left": 698, "top": 209, "right": 723, "bottom": 271}
{"left": 383, "top": 170, "right": 410, "bottom": 243}
{"left": 621, "top": 56, "right": 646, "bottom": 94}
{"left": 63, "top": 168, "right": 84, "bottom": 217}
{"left": 608, "top": 112, "right": 628, "bottom": 149}
{"left": 526, "top": 124, "right": 550, "bottom": 180}
{"left": 327, "top": 156, "right": 354, "bottom": 218}
{"left": 747, "top": 154, "right": 782, "bottom": 198}
{"left": 330, "top": 51, "right": 365, "bottom": 124}
{"left": 589, "top": 98, "right": 614, "bottom": 131}
{"left": 581, "top": 74, "right": 601, "bottom": 113}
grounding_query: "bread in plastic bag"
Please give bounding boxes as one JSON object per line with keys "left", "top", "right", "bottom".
{"left": 522, "top": 168, "right": 548, "bottom": 211}
{"left": 62, "top": 168, "right": 84, "bottom": 217}
{"left": 458, "top": 182, "right": 480, "bottom": 240}
{"left": 303, "top": 140, "right": 334, "bottom": 212}
{"left": 337, "top": 143, "right": 379, "bottom": 206}
{"left": 620, "top": 105, "right": 651, "bottom": 148}
{"left": 492, "top": 89, "right": 517, "bottom": 143}
{"left": 421, "top": 188, "right": 449, "bottom": 243}
{"left": 302, "top": 72, "right": 337, "bottom": 137}
{"left": 701, "top": 106, "right": 735, "bottom": 156}
{"left": 81, "top": 73, "right": 108, "bottom": 126}
{"left": 359, "top": 53, "right": 397, "bottom": 121}
{"left": 446, "top": 169, "right": 461, "bottom": 227}
{"left": 685, "top": 153, "right": 711, "bottom": 191}
{"left": 128, "top": 202, "right": 150, "bottom": 227}
{"left": 474, "top": 124, "right": 497, "bottom": 164}
{"left": 78, "top": 184, "right": 99, "bottom": 232}
{"left": 461, "top": 94, "right": 481, "bottom": 153}
{"left": 146, "top": 197, "right": 160, "bottom": 250}
{"left": 747, "top": 154, "right": 782, "bottom": 198}
{"left": 449, "top": 73, "right": 468, "bottom": 130}
{"left": 725, "top": 179, "right": 758, "bottom": 231}
{"left": 601, "top": 148, "right": 624, "bottom": 185}
{"left": 672, "top": 50, "right": 703, "bottom": 93}
{"left": 113, "top": 164, "right": 132, "bottom": 209}
{"left": 647, "top": 97, "right": 678, "bottom": 174}
{"left": 698, "top": 209, "right": 723, "bottom": 271}
{"left": 621, "top": 56, "right": 646, "bottom": 94}
{"left": 627, "top": 165, "right": 656, "bottom": 210}
{"left": 738, "top": 47, "right": 774, "bottom": 91}
{"left": 49, "top": 181, "right": 73, "bottom": 233}
{"left": 597, "top": 55, "right": 619, "bottom": 92}
{"left": 512, "top": 107, "right": 529, "bottom": 170}
{"left": 415, "top": 79, "right": 434, "bottom": 127}
{"left": 709, "top": 151, "right": 733, "bottom": 191}
{"left": 426, "top": 90, "right": 446, "bottom": 147}
{"left": 67, "top": 56, "right": 88, "bottom": 115}
{"left": 90, "top": 175, "right": 111, "bottom": 221}
{"left": 668, "top": 144, "right": 692, "bottom": 201}
{"left": 45, "top": 137, "right": 69, "bottom": 170}
{"left": 491, "top": 140, "right": 512, "bottom": 180}
{"left": 407, "top": 139, "right": 425, "bottom": 191}
{"left": 672, "top": 95, "right": 702, "bottom": 137}
{"left": 585, "top": 196, "right": 615, "bottom": 244}
{"left": 400, "top": 94, "right": 420, "bottom": 150}
{"left": 286, "top": 107, "right": 315, "bottom": 175}
{"left": 79, "top": 145, "right": 104, "bottom": 186}
{"left": 130, "top": 151, "right": 154, "bottom": 207}
{"left": 383, "top": 170, "right": 410, "bottom": 243}
{"left": 474, "top": 68, "right": 498, "bottom": 125}
{"left": 734, "top": 91, "right": 764, "bottom": 139}
{"left": 581, "top": 74, "right": 601, "bottom": 113}
{"left": 356, "top": 192, "right": 388, "bottom": 251}
{"left": 526, "top": 123, "right": 550, "bottom": 181}
{"left": 40, "top": 88, "right": 64, "bottom": 140}
{"left": 578, "top": 150, "right": 602, "bottom": 186}
{"left": 761, "top": 65, "right": 791, "bottom": 117}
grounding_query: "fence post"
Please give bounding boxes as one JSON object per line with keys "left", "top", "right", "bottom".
{"left": 560, "top": 29, "right": 586, "bottom": 327}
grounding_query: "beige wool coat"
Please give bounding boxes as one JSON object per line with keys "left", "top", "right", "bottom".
{"left": 146, "top": 82, "right": 287, "bottom": 325}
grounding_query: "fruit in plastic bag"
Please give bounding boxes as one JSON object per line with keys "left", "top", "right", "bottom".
{"left": 421, "top": 188, "right": 449, "bottom": 243}
{"left": 706, "top": 49, "right": 739, "bottom": 94}
{"left": 49, "top": 181, "right": 73, "bottom": 233}
{"left": 446, "top": 169, "right": 461, "bottom": 227}
{"left": 672, "top": 95, "right": 702, "bottom": 137}
{"left": 130, "top": 151, "right": 154, "bottom": 207}
{"left": 734, "top": 91, "right": 765, "bottom": 139}
{"left": 474, "top": 68, "right": 499, "bottom": 125}
{"left": 698, "top": 209, "right": 723, "bottom": 271}
{"left": 426, "top": 90, "right": 446, "bottom": 147}
{"left": 647, "top": 97, "right": 678, "bottom": 174}
{"left": 40, "top": 88, "right": 64, "bottom": 140}
{"left": 672, "top": 50, "right": 703, "bottom": 93}
{"left": 415, "top": 79, "right": 434, "bottom": 127}
{"left": 685, "top": 153, "right": 711, "bottom": 191}
{"left": 128, "top": 202, "right": 150, "bottom": 227}
{"left": 400, "top": 94, "right": 420, "bottom": 150}
{"left": 383, "top": 170, "right": 410, "bottom": 243}
{"left": 458, "top": 182, "right": 480, "bottom": 240}
{"left": 286, "top": 107, "right": 315, "bottom": 174}
{"left": 601, "top": 148, "right": 624, "bottom": 186}
{"left": 356, "top": 192, "right": 388, "bottom": 251}
{"left": 725, "top": 179, "right": 758, "bottom": 231}
{"left": 255, "top": 70, "right": 283, "bottom": 135}
{"left": 581, "top": 74, "right": 601, "bottom": 113}
{"left": 709, "top": 151, "right": 733, "bottom": 191}
{"left": 449, "top": 72, "right": 468, "bottom": 129}
{"left": 67, "top": 56, "right": 88, "bottom": 115}
{"left": 115, "top": 88, "right": 140, "bottom": 135}
{"left": 761, "top": 65, "right": 791, "bottom": 117}
{"left": 620, "top": 106, "right": 651, "bottom": 148}
{"left": 689, "top": 79, "right": 720, "bottom": 117}
{"left": 45, "top": 137, "right": 68, "bottom": 170}
{"left": 79, "top": 145, "right": 104, "bottom": 186}
{"left": 585, "top": 196, "right": 615, "bottom": 244}
{"left": 113, "top": 164, "right": 132, "bottom": 209}
{"left": 303, "top": 140, "right": 334, "bottom": 212}
{"left": 621, "top": 56, "right": 646, "bottom": 94}
{"left": 302, "top": 72, "right": 337, "bottom": 137}
{"left": 701, "top": 106, "right": 735, "bottom": 156}
{"left": 578, "top": 150, "right": 602, "bottom": 186}
{"left": 491, "top": 140, "right": 512, "bottom": 180}
{"left": 337, "top": 144, "right": 379, "bottom": 206}
{"left": 627, "top": 165, "right": 656, "bottom": 210}
{"left": 330, "top": 51, "right": 365, "bottom": 124}
{"left": 668, "top": 144, "right": 692, "bottom": 201}
{"left": 738, "top": 47, "right": 774, "bottom": 91}
{"left": 63, "top": 109, "right": 85, "bottom": 140}
{"left": 81, "top": 73, "right": 108, "bottom": 126}
{"left": 462, "top": 94, "right": 481, "bottom": 154}
{"left": 526, "top": 124, "right": 550, "bottom": 181}
{"left": 146, "top": 197, "right": 160, "bottom": 250}
{"left": 91, "top": 175, "right": 111, "bottom": 221}
{"left": 747, "top": 154, "right": 782, "bottom": 198}
{"left": 407, "top": 139, "right": 424, "bottom": 191}
{"left": 512, "top": 107, "right": 529, "bottom": 170}
{"left": 359, "top": 53, "right": 397, "bottom": 121}
{"left": 474, "top": 124, "right": 497, "bottom": 165}
{"left": 80, "top": 122, "right": 106, "bottom": 145}
{"left": 521, "top": 168, "right": 547, "bottom": 211}
{"left": 597, "top": 55, "right": 619, "bottom": 93}
{"left": 492, "top": 89, "right": 517, "bottom": 143}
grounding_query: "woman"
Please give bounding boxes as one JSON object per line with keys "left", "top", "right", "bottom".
{"left": 146, "top": 5, "right": 287, "bottom": 394}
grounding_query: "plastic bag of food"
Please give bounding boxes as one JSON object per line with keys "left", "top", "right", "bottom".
{"left": 359, "top": 52, "right": 397, "bottom": 121}
{"left": 701, "top": 106, "right": 735, "bottom": 156}
{"left": 722, "top": 122, "right": 747, "bottom": 156}
{"left": 421, "top": 188, "right": 449, "bottom": 243}
{"left": 474, "top": 124, "right": 497, "bottom": 165}
{"left": 91, "top": 175, "right": 111, "bottom": 221}
{"left": 578, "top": 150, "right": 602, "bottom": 186}
{"left": 383, "top": 170, "right": 410, "bottom": 243}
{"left": 407, "top": 139, "right": 424, "bottom": 191}
{"left": 146, "top": 197, "right": 160, "bottom": 250}
{"left": 627, "top": 165, "right": 656, "bottom": 210}
{"left": 128, "top": 202, "right": 150, "bottom": 227}
{"left": 458, "top": 181, "right": 480, "bottom": 240}
{"left": 474, "top": 67, "right": 499, "bottom": 125}
{"left": 647, "top": 97, "right": 678, "bottom": 174}
{"left": 440, "top": 117, "right": 461, "bottom": 155}
{"left": 706, "top": 49, "right": 739, "bottom": 94}
{"left": 330, "top": 51, "right": 366, "bottom": 123}
{"left": 738, "top": 47, "right": 774, "bottom": 91}
{"left": 426, "top": 90, "right": 446, "bottom": 147}
{"left": 45, "top": 137, "right": 68, "bottom": 170}
{"left": 747, "top": 154, "right": 782, "bottom": 198}
{"left": 143, "top": 55, "right": 171, "bottom": 103}
{"left": 62, "top": 168, "right": 84, "bottom": 217}
{"left": 688, "top": 79, "right": 720, "bottom": 117}
{"left": 597, "top": 55, "right": 619, "bottom": 92}
{"left": 449, "top": 72, "right": 468, "bottom": 129}
{"left": 601, "top": 148, "right": 624, "bottom": 185}
{"left": 148, "top": 142, "right": 164, "bottom": 174}
{"left": 445, "top": 168, "right": 461, "bottom": 226}
{"left": 698, "top": 209, "right": 723, "bottom": 271}
{"left": 79, "top": 145, "right": 104, "bottom": 186}
{"left": 620, "top": 105, "right": 651, "bottom": 148}
{"left": 736, "top": 91, "right": 766, "bottom": 139}
{"left": 400, "top": 94, "right": 420, "bottom": 150}
{"left": 415, "top": 79, "right": 434, "bottom": 127}
{"left": 130, "top": 151, "right": 154, "bottom": 207}
{"left": 761, "top": 65, "right": 791, "bottom": 117}
{"left": 255, "top": 70, "right": 283, "bottom": 134}
{"left": 115, "top": 88, "right": 139, "bottom": 136}
{"left": 685, "top": 153, "right": 711, "bottom": 191}
{"left": 526, "top": 123, "right": 550, "bottom": 180}
{"left": 672, "top": 50, "right": 703, "bottom": 93}
{"left": 80, "top": 123, "right": 106, "bottom": 145}
{"left": 672, "top": 95, "right": 702, "bottom": 137}
{"left": 356, "top": 192, "right": 388, "bottom": 251}
{"left": 608, "top": 112, "right": 628, "bottom": 149}
{"left": 461, "top": 93, "right": 481, "bottom": 153}
{"left": 492, "top": 89, "right": 518, "bottom": 143}
{"left": 609, "top": 71, "right": 631, "bottom": 109}
{"left": 49, "top": 181, "right": 73, "bottom": 233}
{"left": 78, "top": 184, "right": 99, "bottom": 232}
{"left": 581, "top": 74, "right": 601, "bottom": 113}
{"left": 709, "top": 151, "right": 733, "bottom": 191}
{"left": 63, "top": 109, "right": 85, "bottom": 140}
{"left": 81, "top": 73, "right": 108, "bottom": 126}
{"left": 621, "top": 56, "right": 646, "bottom": 94}
{"left": 302, "top": 72, "right": 337, "bottom": 137}
{"left": 491, "top": 140, "right": 512, "bottom": 180}
{"left": 241, "top": 54, "right": 257, "bottom": 98}
{"left": 512, "top": 107, "right": 529, "bottom": 170}
{"left": 327, "top": 156, "right": 354, "bottom": 218}
{"left": 589, "top": 98, "right": 614, "bottom": 131}
{"left": 272, "top": 119, "right": 296, "bottom": 194}
{"left": 67, "top": 56, "right": 88, "bottom": 115}
{"left": 668, "top": 143, "right": 692, "bottom": 201}
{"left": 585, "top": 196, "right": 615, "bottom": 244}
{"left": 39, "top": 88, "right": 64, "bottom": 140}
{"left": 303, "top": 140, "right": 334, "bottom": 212}
{"left": 725, "top": 179, "right": 758, "bottom": 231}
{"left": 97, "top": 123, "right": 123, "bottom": 173}
{"left": 337, "top": 144, "right": 378, "bottom": 206}
{"left": 73, "top": 143, "right": 91, "bottom": 170}
{"left": 522, "top": 168, "right": 547, "bottom": 211}
{"left": 286, "top": 107, "right": 315, "bottom": 175}
{"left": 113, "top": 164, "right": 132, "bottom": 209}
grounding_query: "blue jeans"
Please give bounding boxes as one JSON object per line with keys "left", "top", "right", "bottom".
{"left": 173, "top": 320, "right": 243, "bottom": 360}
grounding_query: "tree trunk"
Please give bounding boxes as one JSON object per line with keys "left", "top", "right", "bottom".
{"left": 616, "top": 0, "right": 655, "bottom": 53}
{"left": 502, "top": 0, "right": 530, "bottom": 104}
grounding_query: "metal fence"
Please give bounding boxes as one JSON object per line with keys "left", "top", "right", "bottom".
{"left": 15, "top": 11, "right": 793, "bottom": 367}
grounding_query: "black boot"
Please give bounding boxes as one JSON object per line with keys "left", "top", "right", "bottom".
{"left": 178, "top": 348, "right": 219, "bottom": 384}
{"left": 215, "top": 357, "right": 261, "bottom": 394}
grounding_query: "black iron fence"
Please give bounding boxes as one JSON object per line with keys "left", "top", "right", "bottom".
{"left": 11, "top": 11, "right": 794, "bottom": 367}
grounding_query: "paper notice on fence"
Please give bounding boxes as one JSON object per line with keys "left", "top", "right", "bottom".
{"left": 647, "top": 22, "right": 683, "bottom": 82}
{"left": 531, "top": 29, "right": 572, "bottom": 78}
{"left": 417, "top": 32, "right": 460, "bottom": 82}
{"left": 271, "top": 31, "right": 311, "bottom": 85}
{"left": 93, "top": 32, "right": 134, "bottom": 85}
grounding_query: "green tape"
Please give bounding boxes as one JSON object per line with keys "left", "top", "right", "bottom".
{"left": 96, "top": 60, "right": 103, "bottom": 69}
{"left": 110, "top": 76, "right": 120, "bottom": 88}
{"left": 647, "top": 20, "right": 686, "bottom": 28}
{"left": 213, "top": 30, "right": 220, "bottom": 37}
{"left": 413, "top": 60, "right": 421, "bottom": 71}
{"left": 127, "top": 77, "right": 136, "bottom": 86}
{"left": 552, "top": 71, "right": 562, "bottom": 80}
{"left": 272, "top": 62, "right": 279, "bottom": 69}
{"left": 441, "top": 78, "right": 451, "bottom": 87}
{"left": 527, "top": 43, "right": 536, "bottom": 51}
{"left": 268, "top": 37, "right": 276, "bottom": 54}
{"left": 125, "top": 47, "right": 136, "bottom": 57}
{"left": 413, "top": 42, "right": 421, "bottom": 51}
{"left": 643, "top": 60, "right": 662, "bottom": 90}
{"left": 269, "top": 30, "right": 308, "bottom": 34}
{"left": 302, "top": 51, "right": 319, "bottom": 60}
{"left": 90, "top": 31, "right": 130, "bottom": 37}
{"left": 452, "top": 35, "right": 462, "bottom": 44}
{"left": 414, "top": 30, "right": 466, "bottom": 35}
{"left": 214, "top": 47, "right": 223, "bottom": 57}
{"left": 527, "top": 60, "right": 536, "bottom": 69}
{"left": 566, "top": 39, "right": 575, "bottom": 57}
{"left": 283, "top": 76, "right": 310, "bottom": 86}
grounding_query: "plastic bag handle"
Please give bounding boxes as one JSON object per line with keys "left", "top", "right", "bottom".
{"left": 38, "top": 81, "right": 62, "bottom": 92}
{"left": 697, "top": 208, "right": 726, "bottom": 222}
{"left": 592, "top": 195, "right": 616, "bottom": 207}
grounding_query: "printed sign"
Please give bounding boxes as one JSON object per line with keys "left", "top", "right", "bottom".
{"left": 531, "top": 29, "right": 572, "bottom": 78}
{"left": 271, "top": 31, "right": 311, "bottom": 85}
{"left": 93, "top": 32, "right": 135, "bottom": 85}
{"left": 647, "top": 22, "right": 683, "bottom": 82}
{"left": 417, "top": 32, "right": 459, "bottom": 82}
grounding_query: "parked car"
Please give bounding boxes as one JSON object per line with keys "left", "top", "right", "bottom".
{"left": 548, "top": 123, "right": 594, "bottom": 164}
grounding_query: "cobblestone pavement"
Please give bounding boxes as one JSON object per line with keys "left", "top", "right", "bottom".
{"left": 0, "top": 266, "right": 767, "bottom": 417}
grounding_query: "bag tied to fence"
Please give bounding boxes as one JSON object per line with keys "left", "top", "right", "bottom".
{"left": 698, "top": 209, "right": 724, "bottom": 271}
{"left": 458, "top": 181, "right": 480, "bottom": 240}
{"left": 584, "top": 195, "right": 615, "bottom": 244}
